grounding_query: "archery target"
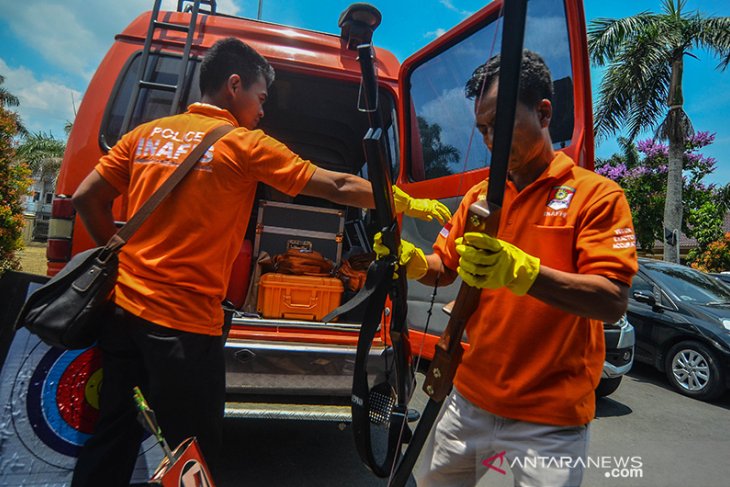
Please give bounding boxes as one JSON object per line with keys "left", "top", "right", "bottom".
{"left": 0, "top": 328, "right": 162, "bottom": 484}
{"left": 21, "top": 345, "right": 99, "bottom": 459}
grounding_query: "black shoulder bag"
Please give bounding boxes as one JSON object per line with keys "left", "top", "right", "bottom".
{"left": 16, "top": 124, "right": 234, "bottom": 349}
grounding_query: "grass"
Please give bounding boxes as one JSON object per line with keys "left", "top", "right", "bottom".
{"left": 17, "top": 242, "right": 48, "bottom": 275}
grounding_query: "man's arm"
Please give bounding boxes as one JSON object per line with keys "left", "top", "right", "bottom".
{"left": 299, "top": 167, "right": 375, "bottom": 209}
{"left": 528, "top": 268, "right": 628, "bottom": 323}
{"left": 400, "top": 241, "right": 627, "bottom": 322}
{"left": 418, "top": 253, "right": 458, "bottom": 287}
{"left": 72, "top": 170, "right": 121, "bottom": 246}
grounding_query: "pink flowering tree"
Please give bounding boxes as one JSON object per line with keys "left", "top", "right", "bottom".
{"left": 596, "top": 132, "right": 729, "bottom": 265}
{"left": 588, "top": 0, "right": 730, "bottom": 262}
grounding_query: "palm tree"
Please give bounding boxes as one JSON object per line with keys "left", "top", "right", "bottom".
{"left": 588, "top": 0, "right": 730, "bottom": 262}
{"left": 417, "top": 116, "right": 459, "bottom": 179}
{"left": 0, "top": 74, "right": 20, "bottom": 107}
{"left": 0, "top": 74, "right": 27, "bottom": 135}
{"left": 16, "top": 132, "right": 66, "bottom": 183}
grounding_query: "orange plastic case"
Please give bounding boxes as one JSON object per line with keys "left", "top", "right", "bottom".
{"left": 257, "top": 273, "right": 343, "bottom": 321}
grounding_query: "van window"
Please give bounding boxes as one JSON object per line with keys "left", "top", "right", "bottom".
{"left": 101, "top": 52, "right": 200, "bottom": 149}
{"left": 406, "top": 0, "right": 574, "bottom": 181}
{"left": 100, "top": 54, "right": 398, "bottom": 180}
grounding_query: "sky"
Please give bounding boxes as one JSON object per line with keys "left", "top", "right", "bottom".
{"left": 1, "top": 0, "right": 728, "bottom": 185}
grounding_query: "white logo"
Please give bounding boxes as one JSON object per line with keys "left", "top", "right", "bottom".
{"left": 179, "top": 459, "right": 212, "bottom": 487}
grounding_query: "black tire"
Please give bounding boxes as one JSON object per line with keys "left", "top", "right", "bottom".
{"left": 665, "top": 341, "right": 725, "bottom": 401}
{"left": 596, "top": 376, "right": 622, "bottom": 397}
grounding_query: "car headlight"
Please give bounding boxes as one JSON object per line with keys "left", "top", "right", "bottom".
{"left": 722, "top": 319, "right": 730, "bottom": 331}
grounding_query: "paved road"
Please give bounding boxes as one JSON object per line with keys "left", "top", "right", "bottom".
{"left": 216, "top": 364, "right": 730, "bottom": 486}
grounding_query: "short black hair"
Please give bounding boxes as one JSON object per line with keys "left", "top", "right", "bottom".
{"left": 465, "top": 50, "right": 552, "bottom": 106}
{"left": 200, "top": 38, "right": 275, "bottom": 95}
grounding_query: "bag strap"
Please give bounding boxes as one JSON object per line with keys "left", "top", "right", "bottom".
{"left": 103, "top": 124, "right": 235, "bottom": 253}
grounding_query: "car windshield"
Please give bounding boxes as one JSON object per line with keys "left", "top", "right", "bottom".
{"left": 644, "top": 264, "right": 730, "bottom": 305}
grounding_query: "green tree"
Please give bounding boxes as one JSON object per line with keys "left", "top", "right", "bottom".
{"left": 417, "top": 116, "right": 459, "bottom": 179}
{"left": 0, "top": 76, "right": 31, "bottom": 275}
{"left": 588, "top": 0, "right": 730, "bottom": 263}
{"left": 690, "top": 233, "right": 730, "bottom": 273}
{"left": 596, "top": 137, "right": 664, "bottom": 251}
{"left": 17, "top": 131, "right": 66, "bottom": 184}
{"left": 596, "top": 132, "right": 729, "bottom": 258}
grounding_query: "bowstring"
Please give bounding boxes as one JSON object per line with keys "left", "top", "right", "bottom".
{"left": 457, "top": 4, "right": 504, "bottom": 198}
{"left": 386, "top": 272, "right": 440, "bottom": 483}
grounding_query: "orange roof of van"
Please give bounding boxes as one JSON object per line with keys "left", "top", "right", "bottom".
{"left": 116, "top": 10, "right": 401, "bottom": 82}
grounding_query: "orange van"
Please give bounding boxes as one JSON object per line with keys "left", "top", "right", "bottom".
{"left": 0, "top": 0, "right": 607, "bottom": 481}
{"left": 45, "top": 0, "right": 594, "bottom": 420}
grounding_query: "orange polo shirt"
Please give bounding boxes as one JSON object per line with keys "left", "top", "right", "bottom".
{"left": 95, "top": 103, "right": 316, "bottom": 335}
{"left": 433, "top": 152, "right": 638, "bottom": 426}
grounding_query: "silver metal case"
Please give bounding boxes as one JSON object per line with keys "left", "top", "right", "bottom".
{"left": 253, "top": 200, "right": 345, "bottom": 264}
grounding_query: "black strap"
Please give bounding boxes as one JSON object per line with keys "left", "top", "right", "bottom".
{"left": 350, "top": 259, "right": 404, "bottom": 477}
{"left": 104, "top": 124, "right": 235, "bottom": 253}
{"left": 322, "top": 271, "right": 379, "bottom": 323}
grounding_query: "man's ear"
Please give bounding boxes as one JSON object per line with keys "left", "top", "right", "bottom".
{"left": 226, "top": 74, "right": 242, "bottom": 96}
{"left": 537, "top": 99, "right": 552, "bottom": 128}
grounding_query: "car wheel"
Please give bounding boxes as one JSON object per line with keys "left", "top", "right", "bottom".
{"left": 596, "top": 376, "right": 622, "bottom": 397}
{"left": 665, "top": 341, "right": 725, "bottom": 401}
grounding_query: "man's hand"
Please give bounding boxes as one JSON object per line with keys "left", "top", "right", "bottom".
{"left": 392, "top": 185, "right": 451, "bottom": 225}
{"left": 455, "top": 232, "right": 540, "bottom": 295}
{"left": 373, "top": 232, "right": 428, "bottom": 280}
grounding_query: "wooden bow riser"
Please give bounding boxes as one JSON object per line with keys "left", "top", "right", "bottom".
{"left": 423, "top": 200, "right": 501, "bottom": 401}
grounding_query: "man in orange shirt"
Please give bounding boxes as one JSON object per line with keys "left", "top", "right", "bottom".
{"left": 383, "top": 51, "right": 638, "bottom": 486}
{"left": 70, "top": 38, "right": 448, "bottom": 486}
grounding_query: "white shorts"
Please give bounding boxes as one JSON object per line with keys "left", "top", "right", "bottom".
{"left": 414, "top": 389, "right": 589, "bottom": 487}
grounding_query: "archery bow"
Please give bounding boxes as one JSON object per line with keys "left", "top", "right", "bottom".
{"left": 343, "top": 41, "right": 415, "bottom": 478}
{"left": 388, "top": 0, "right": 529, "bottom": 484}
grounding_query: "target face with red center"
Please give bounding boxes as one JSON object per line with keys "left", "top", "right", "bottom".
{"left": 0, "top": 329, "right": 162, "bottom": 484}
{"left": 22, "top": 346, "right": 101, "bottom": 458}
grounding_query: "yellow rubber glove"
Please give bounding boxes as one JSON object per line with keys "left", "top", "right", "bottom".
{"left": 455, "top": 232, "right": 540, "bottom": 295}
{"left": 392, "top": 185, "right": 452, "bottom": 225}
{"left": 373, "top": 232, "right": 429, "bottom": 280}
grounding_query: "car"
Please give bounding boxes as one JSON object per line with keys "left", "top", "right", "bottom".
{"left": 597, "top": 315, "right": 635, "bottom": 397}
{"left": 628, "top": 258, "right": 730, "bottom": 400}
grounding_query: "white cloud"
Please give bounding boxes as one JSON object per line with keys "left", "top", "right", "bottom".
{"left": 524, "top": 16, "right": 571, "bottom": 71}
{"left": 4, "top": 1, "right": 241, "bottom": 82}
{"left": 419, "top": 86, "right": 488, "bottom": 167}
{"left": 0, "top": 58, "right": 82, "bottom": 137}
{"left": 425, "top": 28, "right": 447, "bottom": 39}
{"left": 1, "top": 1, "right": 241, "bottom": 135}
{"left": 439, "top": 0, "right": 474, "bottom": 18}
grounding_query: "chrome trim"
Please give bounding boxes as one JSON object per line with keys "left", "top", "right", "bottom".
{"left": 224, "top": 402, "right": 351, "bottom": 422}
{"left": 615, "top": 323, "right": 635, "bottom": 349}
{"left": 260, "top": 200, "right": 344, "bottom": 216}
{"left": 602, "top": 323, "right": 635, "bottom": 379}
{"left": 226, "top": 339, "right": 383, "bottom": 355}
{"left": 230, "top": 314, "right": 369, "bottom": 332}
{"left": 603, "top": 358, "right": 633, "bottom": 379}
{"left": 259, "top": 224, "right": 339, "bottom": 241}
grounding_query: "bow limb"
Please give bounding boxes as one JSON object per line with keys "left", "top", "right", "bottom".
{"left": 346, "top": 44, "right": 415, "bottom": 477}
{"left": 388, "top": 0, "right": 529, "bottom": 484}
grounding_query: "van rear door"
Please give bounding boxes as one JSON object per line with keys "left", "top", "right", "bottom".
{"left": 395, "top": 0, "right": 594, "bottom": 358}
